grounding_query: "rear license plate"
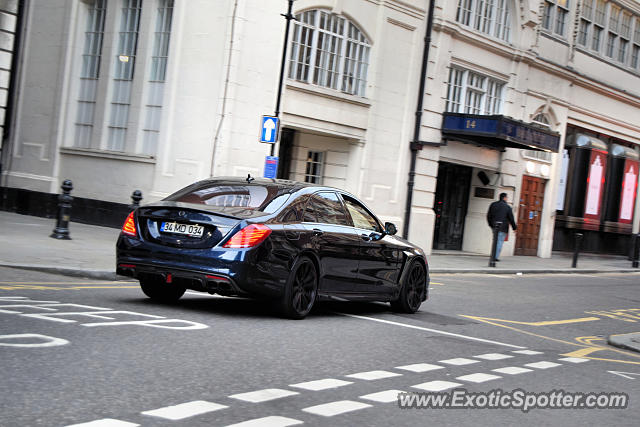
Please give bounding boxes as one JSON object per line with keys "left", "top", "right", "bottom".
{"left": 161, "top": 222, "right": 204, "bottom": 237}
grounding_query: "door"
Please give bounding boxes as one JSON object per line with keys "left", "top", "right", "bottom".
{"left": 301, "top": 192, "right": 360, "bottom": 293}
{"left": 515, "top": 175, "right": 546, "bottom": 256}
{"left": 433, "top": 162, "right": 472, "bottom": 250}
{"left": 342, "top": 195, "right": 400, "bottom": 296}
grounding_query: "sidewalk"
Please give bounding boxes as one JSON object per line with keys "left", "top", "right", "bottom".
{"left": 0, "top": 211, "right": 638, "bottom": 280}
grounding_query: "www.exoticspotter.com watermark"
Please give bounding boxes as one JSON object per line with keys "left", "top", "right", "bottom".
{"left": 397, "top": 389, "right": 629, "bottom": 412}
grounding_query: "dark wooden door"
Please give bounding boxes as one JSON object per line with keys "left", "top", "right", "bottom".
{"left": 433, "top": 162, "right": 472, "bottom": 250}
{"left": 515, "top": 175, "right": 546, "bottom": 256}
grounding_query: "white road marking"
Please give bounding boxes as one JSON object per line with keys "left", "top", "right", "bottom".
{"left": 141, "top": 400, "right": 227, "bottom": 420}
{"left": 338, "top": 313, "right": 526, "bottom": 349}
{"left": 0, "top": 333, "right": 69, "bottom": 347}
{"left": 412, "top": 380, "right": 462, "bottom": 392}
{"left": 395, "top": 363, "right": 444, "bottom": 373}
{"left": 559, "top": 357, "right": 589, "bottom": 363}
{"left": 492, "top": 366, "right": 533, "bottom": 375}
{"left": 608, "top": 370, "right": 640, "bottom": 380}
{"left": 474, "top": 353, "right": 514, "bottom": 361}
{"left": 289, "top": 378, "right": 352, "bottom": 391}
{"left": 65, "top": 420, "right": 139, "bottom": 427}
{"left": 456, "top": 373, "right": 502, "bottom": 383}
{"left": 229, "top": 388, "right": 299, "bottom": 403}
{"left": 512, "top": 350, "right": 543, "bottom": 355}
{"left": 360, "top": 390, "right": 405, "bottom": 403}
{"left": 302, "top": 400, "right": 372, "bottom": 417}
{"left": 439, "top": 358, "right": 479, "bottom": 366}
{"left": 224, "top": 416, "right": 303, "bottom": 427}
{"left": 524, "top": 361, "right": 561, "bottom": 370}
{"left": 345, "top": 370, "right": 401, "bottom": 381}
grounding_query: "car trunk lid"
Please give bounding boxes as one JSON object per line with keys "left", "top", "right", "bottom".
{"left": 136, "top": 202, "right": 266, "bottom": 249}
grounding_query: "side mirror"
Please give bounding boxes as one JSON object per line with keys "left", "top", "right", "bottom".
{"left": 384, "top": 222, "right": 397, "bottom": 236}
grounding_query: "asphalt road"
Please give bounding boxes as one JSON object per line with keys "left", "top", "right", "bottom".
{"left": 1, "top": 267, "right": 639, "bottom": 427}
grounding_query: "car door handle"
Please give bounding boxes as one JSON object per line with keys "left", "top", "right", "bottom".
{"left": 312, "top": 228, "right": 324, "bottom": 236}
{"left": 361, "top": 233, "right": 371, "bottom": 241}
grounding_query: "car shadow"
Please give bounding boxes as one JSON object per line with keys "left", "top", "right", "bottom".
{"left": 112, "top": 293, "right": 459, "bottom": 324}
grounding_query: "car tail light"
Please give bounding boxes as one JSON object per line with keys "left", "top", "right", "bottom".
{"left": 223, "top": 224, "right": 271, "bottom": 248}
{"left": 121, "top": 211, "right": 137, "bottom": 237}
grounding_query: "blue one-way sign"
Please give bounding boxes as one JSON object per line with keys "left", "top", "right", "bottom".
{"left": 260, "top": 115, "right": 280, "bottom": 143}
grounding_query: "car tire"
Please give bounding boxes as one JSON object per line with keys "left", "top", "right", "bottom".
{"left": 281, "top": 256, "right": 318, "bottom": 319}
{"left": 390, "top": 260, "right": 426, "bottom": 313}
{"left": 139, "top": 278, "right": 186, "bottom": 303}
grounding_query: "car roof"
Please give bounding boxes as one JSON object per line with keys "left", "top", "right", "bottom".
{"left": 193, "top": 176, "right": 347, "bottom": 195}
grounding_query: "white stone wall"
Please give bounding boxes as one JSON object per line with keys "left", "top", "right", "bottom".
{"left": 4, "top": 0, "right": 640, "bottom": 258}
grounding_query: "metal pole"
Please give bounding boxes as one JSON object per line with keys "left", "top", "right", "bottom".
{"left": 50, "top": 180, "right": 73, "bottom": 240}
{"left": 402, "top": 0, "right": 435, "bottom": 239}
{"left": 489, "top": 221, "right": 501, "bottom": 267}
{"left": 130, "top": 190, "right": 143, "bottom": 210}
{"left": 571, "top": 232, "right": 583, "bottom": 268}
{"left": 271, "top": 0, "right": 295, "bottom": 157}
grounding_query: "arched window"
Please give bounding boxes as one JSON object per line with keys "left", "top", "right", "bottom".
{"left": 532, "top": 113, "right": 551, "bottom": 127}
{"left": 523, "top": 112, "right": 553, "bottom": 162}
{"left": 288, "top": 10, "right": 371, "bottom": 96}
{"left": 455, "top": 0, "right": 512, "bottom": 42}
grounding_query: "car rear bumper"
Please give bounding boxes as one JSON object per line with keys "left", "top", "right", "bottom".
{"left": 116, "top": 235, "right": 289, "bottom": 298}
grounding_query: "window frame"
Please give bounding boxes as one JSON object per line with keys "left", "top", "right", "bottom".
{"left": 542, "top": 0, "right": 570, "bottom": 38}
{"left": 302, "top": 191, "right": 351, "bottom": 226}
{"left": 341, "top": 194, "right": 382, "bottom": 233}
{"left": 578, "top": 0, "right": 640, "bottom": 69}
{"left": 71, "top": 0, "right": 175, "bottom": 156}
{"left": 445, "top": 67, "right": 505, "bottom": 115}
{"left": 304, "top": 150, "right": 325, "bottom": 184}
{"left": 455, "top": 0, "right": 511, "bottom": 42}
{"left": 288, "top": 9, "right": 371, "bottom": 97}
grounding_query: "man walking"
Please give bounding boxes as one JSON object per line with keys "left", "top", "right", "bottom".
{"left": 487, "top": 193, "right": 517, "bottom": 261}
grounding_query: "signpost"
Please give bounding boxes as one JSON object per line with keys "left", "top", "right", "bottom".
{"left": 264, "top": 156, "right": 279, "bottom": 179}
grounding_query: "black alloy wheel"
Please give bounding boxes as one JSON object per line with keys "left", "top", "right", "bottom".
{"left": 391, "top": 261, "right": 426, "bottom": 313}
{"left": 281, "top": 256, "right": 318, "bottom": 319}
{"left": 139, "top": 278, "right": 186, "bottom": 303}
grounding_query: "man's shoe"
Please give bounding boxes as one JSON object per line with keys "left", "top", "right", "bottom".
{"left": 495, "top": 258, "right": 500, "bottom": 262}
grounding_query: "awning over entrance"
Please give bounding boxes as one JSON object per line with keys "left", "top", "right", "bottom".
{"left": 441, "top": 113, "right": 560, "bottom": 153}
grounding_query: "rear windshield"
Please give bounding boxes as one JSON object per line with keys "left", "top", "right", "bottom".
{"left": 165, "top": 183, "right": 291, "bottom": 213}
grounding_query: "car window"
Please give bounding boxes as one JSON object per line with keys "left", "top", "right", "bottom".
{"left": 279, "top": 195, "right": 308, "bottom": 223}
{"left": 343, "top": 196, "right": 381, "bottom": 232}
{"left": 303, "top": 192, "right": 349, "bottom": 225}
{"left": 166, "top": 183, "right": 289, "bottom": 212}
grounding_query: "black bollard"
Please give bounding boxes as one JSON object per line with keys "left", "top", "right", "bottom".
{"left": 629, "top": 234, "right": 638, "bottom": 261}
{"left": 130, "top": 190, "right": 143, "bottom": 209}
{"left": 50, "top": 180, "right": 73, "bottom": 240}
{"left": 489, "top": 221, "right": 502, "bottom": 267}
{"left": 571, "top": 232, "right": 583, "bottom": 268}
{"left": 632, "top": 233, "right": 640, "bottom": 269}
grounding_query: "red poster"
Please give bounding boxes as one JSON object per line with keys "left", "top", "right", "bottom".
{"left": 583, "top": 150, "right": 607, "bottom": 227}
{"left": 619, "top": 159, "right": 639, "bottom": 224}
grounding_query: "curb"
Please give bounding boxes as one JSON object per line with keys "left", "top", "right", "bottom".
{"left": 608, "top": 332, "right": 640, "bottom": 353}
{"left": 430, "top": 268, "right": 640, "bottom": 274}
{"left": 1, "top": 262, "right": 638, "bottom": 279}
{"left": 0, "top": 263, "right": 117, "bottom": 281}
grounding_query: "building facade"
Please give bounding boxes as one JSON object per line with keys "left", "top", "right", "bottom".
{"left": 2, "top": 0, "right": 640, "bottom": 257}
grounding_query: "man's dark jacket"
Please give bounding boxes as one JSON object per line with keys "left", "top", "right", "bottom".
{"left": 487, "top": 200, "right": 517, "bottom": 233}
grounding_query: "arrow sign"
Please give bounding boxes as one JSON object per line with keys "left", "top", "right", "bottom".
{"left": 608, "top": 370, "right": 640, "bottom": 380}
{"left": 260, "top": 115, "right": 279, "bottom": 143}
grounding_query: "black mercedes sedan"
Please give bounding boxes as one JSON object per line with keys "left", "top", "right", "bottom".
{"left": 116, "top": 176, "right": 429, "bottom": 319}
